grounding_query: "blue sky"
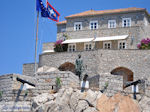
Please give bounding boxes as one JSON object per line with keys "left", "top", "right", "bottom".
{"left": 0, "top": 0, "right": 150, "bottom": 75}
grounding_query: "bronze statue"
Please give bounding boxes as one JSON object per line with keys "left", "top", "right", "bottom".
{"left": 75, "top": 54, "right": 84, "bottom": 80}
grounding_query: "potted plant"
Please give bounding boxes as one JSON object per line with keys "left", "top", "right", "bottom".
{"left": 54, "top": 40, "right": 68, "bottom": 52}
{"left": 54, "top": 40, "right": 64, "bottom": 52}
{"left": 137, "top": 38, "right": 150, "bottom": 49}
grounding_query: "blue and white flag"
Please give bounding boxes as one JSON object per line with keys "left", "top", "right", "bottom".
{"left": 47, "top": 2, "right": 60, "bottom": 22}
{"left": 36, "top": 0, "right": 41, "bottom": 11}
{"left": 36, "top": 0, "right": 60, "bottom": 22}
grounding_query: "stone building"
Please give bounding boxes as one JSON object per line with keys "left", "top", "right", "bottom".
{"left": 1, "top": 8, "right": 150, "bottom": 111}
{"left": 24, "top": 7, "right": 150, "bottom": 81}
{"left": 54, "top": 7, "right": 150, "bottom": 52}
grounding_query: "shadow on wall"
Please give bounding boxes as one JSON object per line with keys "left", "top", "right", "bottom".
{"left": 111, "top": 67, "right": 134, "bottom": 89}
{"left": 58, "top": 62, "right": 75, "bottom": 73}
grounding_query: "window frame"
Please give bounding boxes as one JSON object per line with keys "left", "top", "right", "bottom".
{"left": 103, "top": 41, "right": 112, "bottom": 49}
{"left": 118, "top": 40, "right": 127, "bottom": 49}
{"left": 84, "top": 42, "right": 94, "bottom": 51}
{"left": 68, "top": 44, "right": 76, "bottom": 52}
{"left": 122, "top": 18, "right": 131, "bottom": 27}
{"left": 74, "top": 22, "right": 82, "bottom": 31}
{"left": 89, "top": 20, "right": 98, "bottom": 30}
{"left": 108, "top": 20, "right": 116, "bottom": 28}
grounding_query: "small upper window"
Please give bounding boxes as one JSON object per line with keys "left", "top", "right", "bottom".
{"left": 90, "top": 21, "right": 98, "bottom": 30}
{"left": 122, "top": 18, "right": 131, "bottom": 27}
{"left": 108, "top": 20, "right": 116, "bottom": 28}
{"left": 74, "top": 22, "right": 82, "bottom": 31}
{"left": 118, "top": 40, "right": 126, "bottom": 49}
{"left": 103, "top": 41, "right": 111, "bottom": 49}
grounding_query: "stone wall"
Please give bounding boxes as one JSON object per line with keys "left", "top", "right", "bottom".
{"left": 0, "top": 72, "right": 79, "bottom": 111}
{"left": 33, "top": 71, "right": 79, "bottom": 95}
{"left": 0, "top": 74, "right": 37, "bottom": 111}
{"left": 0, "top": 74, "right": 14, "bottom": 102}
{"left": 65, "top": 12, "right": 144, "bottom": 32}
{"left": 42, "top": 42, "right": 55, "bottom": 53}
{"left": 57, "top": 26, "right": 141, "bottom": 49}
{"left": 0, "top": 72, "right": 79, "bottom": 102}
{"left": 99, "top": 73, "right": 123, "bottom": 96}
{"left": 0, "top": 74, "right": 37, "bottom": 102}
{"left": 22, "top": 63, "right": 38, "bottom": 76}
{"left": 39, "top": 51, "right": 98, "bottom": 76}
{"left": 38, "top": 49, "right": 150, "bottom": 80}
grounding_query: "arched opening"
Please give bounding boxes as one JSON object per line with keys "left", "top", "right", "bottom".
{"left": 58, "top": 62, "right": 75, "bottom": 73}
{"left": 111, "top": 67, "right": 133, "bottom": 88}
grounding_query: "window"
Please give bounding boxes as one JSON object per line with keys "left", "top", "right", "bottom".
{"left": 118, "top": 40, "right": 126, "bottom": 49}
{"left": 122, "top": 18, "right": 131, "bottom": 27}
{"left": 108, "top": 20, "right": 116, "bottom": 28}
{"left": 103, "top": 41, "right": 111, "bottom": 49}
{"left": 90, "top": 21, "right": 98, "bottom": 30}
{"left": 61, "top": 28, "right": 66, "bottom": 32}
{"left": 68, "top": 44, "right": 76, "bottom": 52}
{"left": 84, "top": 43, "right": 93, "bottom": 50}
{"left": 74, "top": 22, "right": 82, "bottom": 31}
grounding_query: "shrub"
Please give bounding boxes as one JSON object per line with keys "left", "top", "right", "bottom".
{"left": 137, "top": 38, "right": 150, "bottom": 49}
{"left": 54, "top": 40, "right": 63, "bottom": 52}
{"left": 54, "top": 40, "right": 68, "bottom": 52}
{"left": 55, "top": 77, "right": 61, "bottom": 92}
{"left": 0, "top": 91, "right": 3, "bottom": 98}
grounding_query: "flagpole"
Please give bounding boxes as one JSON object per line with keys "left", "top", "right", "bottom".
{"left": 34, "top": 11, "right": 39, "bottom": 74}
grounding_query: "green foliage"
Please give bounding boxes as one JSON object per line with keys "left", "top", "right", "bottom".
{"left": 54, "top": 40, "right": 68, "bottom": 52}
{"left": 137, "top": 38, "right": 150, "bottom": 49}
{"left": 104, "top": 82, "right": 109, "bottom": 89}
{"left": 63, "top": 33, "right": 71, "bottom": 40}
{"left": 0, "top": 91, "right": 3, "bottom": 97}
{"left": 56, "top": 77, "right": 61, "bottom": 87}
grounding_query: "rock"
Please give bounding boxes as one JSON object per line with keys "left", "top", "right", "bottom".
{"left": 44, "top": 102, "right": 59, "bottom": 112}
{"left": 84, "top": 89, "right": 99, "bottom": 106}
{"left": 32, "top": 93, "right": 54, "bottom": 111}
{"left": 33, "top": 93, "right": 54, "bottom": 104}
{"left": 70, "top": 89, "right": 82, "bottom": 111}
{"left": 139, "top": 96, "right": 150, "bottom": 112}
{"left": 37, "top": 66, "right": 59, "bottom": 73}
{"left": 31, "top": 88, "right": 144, "bottom": 112}
{"left": 97, "top": 92, "right": 141, "bottom": 112}
{"left": 75, "top": 100, "right": 89, "bottom": 112}
{"left": 84, "top": 107, "right": 98, "bottom": 112}
{"left": 55, "top": 88, "right": 73, "bottom": 105}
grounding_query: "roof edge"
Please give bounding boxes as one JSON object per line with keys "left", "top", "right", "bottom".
{"left": 65, "top": 7, "right": 147, "bottom": 19}
{"left": 56, "top": 20, "right": 67, "bottom": 25}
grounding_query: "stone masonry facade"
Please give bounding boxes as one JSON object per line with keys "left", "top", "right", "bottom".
{"left": 53, "top": 8, "right": 150, "bottom": 52}
{"left": 38, "top": 50, "right": 150, "bottom": 79}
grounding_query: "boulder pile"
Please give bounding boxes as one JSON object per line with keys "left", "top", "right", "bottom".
{"left": 31, "top": 87, "right": 146, "bottom": 112}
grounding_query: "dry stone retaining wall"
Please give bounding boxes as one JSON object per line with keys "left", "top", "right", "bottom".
{"left": 99, "top": 73, "right": 123, "bottom": 96}
{"left": 33, "top": 71, "right": 79, "bottom": 95}
{"left": 37, "top": 49, "right": 150, "bottom": 80}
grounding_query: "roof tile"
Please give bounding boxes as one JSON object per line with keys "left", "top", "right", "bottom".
{"left": 66, "top": 7, "right": 146, "bottom": 18}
